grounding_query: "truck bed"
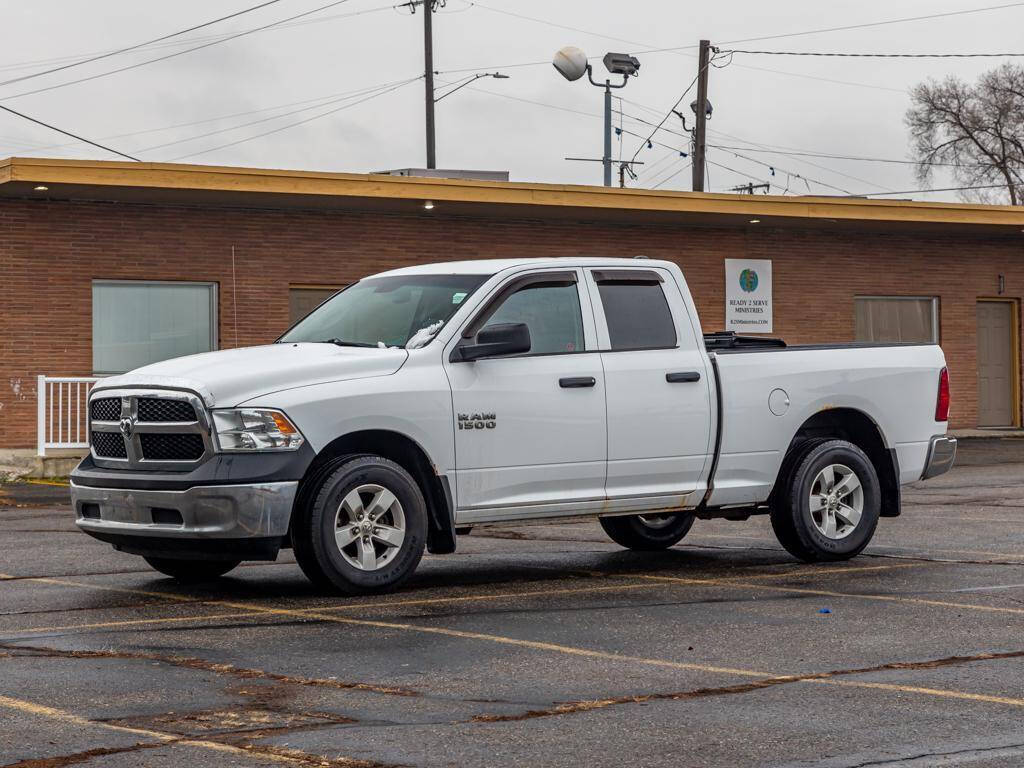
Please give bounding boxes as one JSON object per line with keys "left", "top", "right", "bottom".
{"left": 705, "top": 340, "right": 946, "bottom": 508}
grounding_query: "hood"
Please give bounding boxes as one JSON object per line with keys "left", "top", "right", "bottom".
{"left": 94, "top": 343, "right": 409, "bottom": 407}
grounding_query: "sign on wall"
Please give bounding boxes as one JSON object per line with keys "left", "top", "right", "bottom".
{"left": 725, "top": 259, "right": 773, "bottom": 333}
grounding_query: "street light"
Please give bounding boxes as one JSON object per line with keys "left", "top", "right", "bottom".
{"left": 553, "top": 46, "right": 640, "bottom": 186}
{"left": 434, "top": 71, "right": 509, "bottom": 103}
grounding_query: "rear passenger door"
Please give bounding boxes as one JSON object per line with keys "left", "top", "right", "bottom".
{"left": 586, "top": 267, "right": 713, "bottom": 499}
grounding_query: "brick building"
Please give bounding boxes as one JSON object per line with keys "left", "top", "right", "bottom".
{"left": 2, "top": 156, "right": 1023, "bottom": 470}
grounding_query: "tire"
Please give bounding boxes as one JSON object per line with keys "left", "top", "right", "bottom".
{"left": 143, "top": 557, "right": 240, "bottom": 582}
{"left": 599, "top": 512, "right": 695, "bottom": 551}
{"left": 770, "top": 439, "right": 880, "bottom": 562}
{"left": 294, "top": 455, "right": 427, "bottom": 594}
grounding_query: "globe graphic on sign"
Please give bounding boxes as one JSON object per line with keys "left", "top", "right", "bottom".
{"left": 739, "top": 268, "right": 759, "bottom": 292}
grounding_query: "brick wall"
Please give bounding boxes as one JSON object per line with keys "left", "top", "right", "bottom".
{"left": 2, "top": 197, "right": 1021, "bottom": 448}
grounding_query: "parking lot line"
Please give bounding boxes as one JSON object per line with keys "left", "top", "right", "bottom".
{"left": 3, "top": 563, "right": 917, "bottom": 636}
{"left": 0, "top": 694, "right": 315, "bottom": 765}
{"left": 639, "top": 574, "right": 1024, "bottom": 615}
{"left": 6, "top": 564, "right": 1024, "bottom": 713}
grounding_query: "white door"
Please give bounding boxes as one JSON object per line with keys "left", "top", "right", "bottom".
{"left": 444, "top": 269, "right": 606, "bottom": 517}
{"left": 586, "top": 267, "right": 713, "bottom": 499}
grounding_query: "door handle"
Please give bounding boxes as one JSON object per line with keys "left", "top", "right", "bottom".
{"left": 666, "top": 371, "right": 701, "bottom": 383}
{"left": 560, "top": 376, "right": 596, "bottom": 388}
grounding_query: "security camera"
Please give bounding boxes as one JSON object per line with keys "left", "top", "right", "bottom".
{"left": 603, "top": 52, "right": 640, "bottom": 77}
{"left": 552, "top": 46, "right": 589, "bottom": 82}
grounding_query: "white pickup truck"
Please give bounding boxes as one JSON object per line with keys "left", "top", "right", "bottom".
{"left": 71, "top": 258, "right": 956, "bottom": 593}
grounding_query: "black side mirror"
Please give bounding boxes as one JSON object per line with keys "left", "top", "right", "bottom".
{"left": 453, "top": 323, "right": 531, "bottom": 362}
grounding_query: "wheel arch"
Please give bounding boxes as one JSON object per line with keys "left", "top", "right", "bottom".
{"left": 772, "top": 408, "right": 901, "bottom": 518}
{"left": 293, "top": 429, "right": 456, "bottom": 554}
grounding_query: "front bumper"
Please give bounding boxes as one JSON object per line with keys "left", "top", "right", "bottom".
{"left": 70, "top": 481, "right": 298, "bottom": 540}
{"left": 921, "top": 435, "right": 957, "bottom": 480}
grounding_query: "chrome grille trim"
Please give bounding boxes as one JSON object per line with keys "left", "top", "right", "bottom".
{"left": 88, "top": 389, "right": 215, "bottom": 471}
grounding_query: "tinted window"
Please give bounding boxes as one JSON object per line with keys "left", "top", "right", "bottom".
{"left": 483, "top": 282, "right": 584, "bottom": 355}
{"left": 598, "top": 281, "right": 677, "bottom": 350}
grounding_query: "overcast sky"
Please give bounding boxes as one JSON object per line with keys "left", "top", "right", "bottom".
{"left": 0, "top": 0, "right": 1019, "bottom": 201}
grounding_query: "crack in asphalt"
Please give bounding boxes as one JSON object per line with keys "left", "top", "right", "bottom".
{"left": 0, "top": 643, "right": 421, "bottom": 698}
{"left": 471, "top": 649, "right": 1024, "bottom": 723}
{"left": 0, "top": 740, "right": 168, "bottom": 768}
{"left": 834, "top": 740, "right": 1024, "bottom": 767}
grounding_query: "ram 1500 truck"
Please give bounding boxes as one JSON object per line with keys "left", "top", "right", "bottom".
{"left": 70, "top": 258, "right": 957, "bottom": 593}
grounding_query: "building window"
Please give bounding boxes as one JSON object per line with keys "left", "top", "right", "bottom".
{"left": 289, "top": 285, "right": 342, "bottom": 326}
{"left": 855, "top": 296, "right": 938, "bottom": 344}
{"left": 92, "top": 281, "right": 217, "bottom": 375}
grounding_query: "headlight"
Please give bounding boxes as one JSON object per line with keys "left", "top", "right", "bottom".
{"left": 212, "top": 409, "right": 305, "bottom": 452}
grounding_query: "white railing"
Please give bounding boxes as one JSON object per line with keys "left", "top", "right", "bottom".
{"left": 37, "top": 375, "right": 103, "bottom": 456}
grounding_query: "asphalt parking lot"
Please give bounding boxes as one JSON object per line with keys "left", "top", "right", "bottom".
{"left": 3, "top": 438, "right": 1024, "bottom": 768}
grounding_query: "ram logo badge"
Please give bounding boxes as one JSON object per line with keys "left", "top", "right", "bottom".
{"left": 458, "top": 413, "right": 496, "bottom": 430}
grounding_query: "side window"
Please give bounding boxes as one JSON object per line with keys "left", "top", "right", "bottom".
{"left": 482, "top": 281, "right": 585, "bottom": 355}
{"left": 597, "top": 279, "right": 677, "bottom": 350}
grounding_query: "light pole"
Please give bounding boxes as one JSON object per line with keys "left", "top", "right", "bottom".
{"left": 553, "top": 47, "right": 640, "bottom": 187}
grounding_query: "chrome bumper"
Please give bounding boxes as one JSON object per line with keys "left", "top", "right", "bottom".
{"left": 70, "top": 481, "right": 298, "bottom": 539}
{"left": 921, "top": 436, "right": 957, "bottom": 480}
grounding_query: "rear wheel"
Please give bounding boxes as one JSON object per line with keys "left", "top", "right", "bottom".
{"left": 143, "top": 557, "right": 240, "bottom": 582}
{"left": 599, "top": 512, "right": 695, "bottom": 551}
{"left": 770, "top": 439, "right": 880, "bottom": 562}
{"left": 293, "top": 455, "right": 427, "bottom": 594}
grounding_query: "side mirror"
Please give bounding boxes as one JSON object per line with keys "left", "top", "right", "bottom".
{"left": 453, "top": 323, "right": 531, "bottom": 362}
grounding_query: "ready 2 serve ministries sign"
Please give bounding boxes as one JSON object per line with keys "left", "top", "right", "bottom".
{"left": 725, "top": 259, "right": 772, "bottom": 333}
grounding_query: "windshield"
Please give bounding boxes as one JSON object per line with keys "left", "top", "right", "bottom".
{"left": 279, "top": 274, "right": 489, "bottom": 348}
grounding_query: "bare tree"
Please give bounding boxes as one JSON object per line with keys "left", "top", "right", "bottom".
{"left": 906, "top": 63, "right": 1023, "bottom": 205}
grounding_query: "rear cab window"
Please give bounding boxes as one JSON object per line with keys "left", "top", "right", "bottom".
{"left": 592, "top": 269, "right": 677, "bottom": 350}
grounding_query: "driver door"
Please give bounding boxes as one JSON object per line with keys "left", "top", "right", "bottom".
{"left": 444, "top": 269, "right": 607, "bottom": 518}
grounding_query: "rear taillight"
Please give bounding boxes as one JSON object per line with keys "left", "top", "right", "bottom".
{"left": 935, "top": 367, "right": 950, "bottom": 422}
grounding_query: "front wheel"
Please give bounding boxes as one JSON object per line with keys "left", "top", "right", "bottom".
{"left": 292, "top": 455, "right": 427, "bottom": 594}
{"left": 599, "top": 512, "right": 695, "bottom": 551}
{"left": 770, "top": 439, "right": 881, "bottom": 562}
{"left": 143, "top": 557, "right": 240, "bottom": 582}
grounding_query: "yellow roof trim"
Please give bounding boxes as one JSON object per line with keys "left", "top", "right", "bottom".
{"left": 2, "top": 156, "right": 1023, "bottom": 229}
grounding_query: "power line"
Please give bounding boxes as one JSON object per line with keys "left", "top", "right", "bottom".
{"left": 167, "top": 76, "right": 419, "bottom": 161}
{"left": 2, "top": 78, "right": 414, "bottom": 156}
{"left": 709, "top": 147, "right": 854, "bottom": 195}
{"left": 0, "top": 0, "right": 285, "bottom": 89}
{"left": 4, "top": 0, "right": 360, "bottom": 101}
{"left": 0, "top": 104, "right": 138, "bottom": 160}
{"left": 627, "top": 59, "right": 710, "bottom": 166}
{"left": 651, "top": 161, "right": 692, "bottom": 190}
{"left": 723, "top": 49, "right": 1024, "bottom": 58}
{"left": 0, "top": 3, "right": 398, "bottom": 77}
{"left": 139, "top": 76, "right": 419, "bottom": 154}
{"left": 707, "top": 143, "right": 985, "bottom": 169}
{"left": 851, "top": 184, "right": 1010, "bottom": 197}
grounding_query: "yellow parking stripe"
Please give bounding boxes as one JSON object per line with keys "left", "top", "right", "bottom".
{"left": 0, "top": 695, "right": 314, "bottom": 764}
{"left": 5, "top": 563, "right": 1024, "bottom": 712}
{"left": 639, "top": 574, "right": 1024, "bottom": 615}
{"left": 3, "top": 563, "right": 916, "bottom": 636}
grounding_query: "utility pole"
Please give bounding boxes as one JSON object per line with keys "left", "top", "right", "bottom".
{"left": 728, "top": 182, "right": 770, "bottom": 195}
{"left": 603, "top": 84, "right": 612, "bottom": 186}
{"left": 691, "top": 39, "right": 710, "bottom": 192}
{"left": 423, "top": 0, "right": 436, "bottom": 169}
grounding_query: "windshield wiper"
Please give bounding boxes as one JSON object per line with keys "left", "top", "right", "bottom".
{"left": 318, "top": 338, "right": 379, "bottom": 347}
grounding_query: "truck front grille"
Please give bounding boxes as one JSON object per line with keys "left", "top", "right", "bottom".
{"left": 88, "top": 390, "right": 211, "bottom": 470}
{"left": 139, "top": 433, "right": 205, "bottom": 461}
{"left": 91, "top": 430, "right": 128, "bottom": 459}
{"left": 137, "top": 398, "right": 196, "bottom": 423}
{"left": 90, "top": 398, "right": 121, "bottom": 422}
